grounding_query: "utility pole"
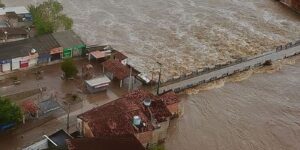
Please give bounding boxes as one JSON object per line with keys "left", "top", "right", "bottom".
{"left": 67, "top": 103, "right": 70, "bottom": 133}
{"left": 156, "top": 62, "right": 162, "bottom": 95}
{"left": 128, "top": 66, "right": 133, "bottom": 92}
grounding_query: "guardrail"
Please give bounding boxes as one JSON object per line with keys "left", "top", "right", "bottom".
{"left": 159, "top": 39, "right": 300, "bottom": 93}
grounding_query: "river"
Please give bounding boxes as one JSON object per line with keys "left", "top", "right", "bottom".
{"left": 165, "top": 57, "right": 300, "bottom": 150}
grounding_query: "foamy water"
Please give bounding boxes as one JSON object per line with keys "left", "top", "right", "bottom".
{"left": 4, "top": 0, "right": 300, "bottom": 82}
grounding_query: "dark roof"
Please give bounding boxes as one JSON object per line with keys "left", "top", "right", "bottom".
{"left": 113, "top": 50, "right": 128, "bottom": 60}
{"left": 5, "top": 12, "right": 18, "bottom": 19}
{"left": 78, "top": 90, "right": 172, "bottom": 137}
{"left": 52, "top": 30, "right": 85, "bottom": 49}
{"left": 0, "top": 34, "right": 60, "bottom": 60}
{"left": 49, "top": 130, "right": 72, "bottom": 148}
{"left": 0, "top": 28, "right": 27, "bottom": 39}
{"left": 102, "top": 59, "right": 131, "bottom": 80}
{"left": 66, "top": 134, "right": 145, "bottom": 150}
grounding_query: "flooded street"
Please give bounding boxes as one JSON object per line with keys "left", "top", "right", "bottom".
{"left": 165, "top": 57, "right": 300, "bottom": 150}
{"left": 3, "top": 0, "right": 300, "bottom": 81}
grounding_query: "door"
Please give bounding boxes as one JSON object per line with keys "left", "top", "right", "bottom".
{"left": 2, "top": 63, "right": 11, "bottom": 72}
{"left": 11, "top": 58, "right": 21, "bottom": 70}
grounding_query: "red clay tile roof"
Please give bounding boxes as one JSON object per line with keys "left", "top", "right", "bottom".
{"left": 78, "top": 90, "right": 172, "bottom": 137}
{"left": 102, "top": 59, "right": 130, "bottom": 80}
{"left": 66, "top": 134, "right": 145, "bottom": 150}
{"left": 113, "top": 51, "right": 128, "bottom": 61}
{"left": 159, "top": 91, "right": 180, "bottom": 105}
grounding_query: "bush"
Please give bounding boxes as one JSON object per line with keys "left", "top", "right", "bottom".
{"left": 61, "top": 58, "right": 78, "bottom": 79}
{"left": 29, "top": 0, "right": 73, "bottom": 35}
{"left": 0, "top": 97, "right": 22, "bottom": 124}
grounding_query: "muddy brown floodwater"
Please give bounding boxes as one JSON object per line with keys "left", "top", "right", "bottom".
{"left": 165, "top": 57, "right": 300, "bottom": 150}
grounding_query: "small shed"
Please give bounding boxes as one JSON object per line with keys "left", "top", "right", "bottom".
{"left": 85, "top": 76, "right": 111, "bottom": 93}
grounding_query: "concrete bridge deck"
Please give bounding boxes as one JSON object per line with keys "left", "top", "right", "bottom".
{"left": 159, "top": 43, "right": 300, "bottom": 93}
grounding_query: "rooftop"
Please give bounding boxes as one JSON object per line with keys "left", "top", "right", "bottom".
{"left": 52, "top": 30, "right": 85, "bottom": 49}
{"left": 160, "top": 91, "right": 180, "bottom": 105}
{"left": 102, "top": 59, "right": 131, "bottom": 80}
{"left": 48, "top": 130, "right": 72, "bottom": 148}
{"left": 0, "top": 6, "right": 29, "bottom": 16}
{"left": 85, "top": 75, "right": 111, "bottom": 87}
{"left": 66, "top": 134, "right": 145, "bottom": 150}
{"left": 113, "top": 50, "right": 128, "bottom": 61}
{"left": 78, "top": 90, "right": 173, "bottom": 137}
{"left": 0, "top": 34, "right": 60, "bottom": 61}
{"left": 0, "top": 27, "right": 27, "bottom": 38}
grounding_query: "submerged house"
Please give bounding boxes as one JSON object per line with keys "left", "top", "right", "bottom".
{"left": 76, "top": 90, "right": 181, "bottom": 148}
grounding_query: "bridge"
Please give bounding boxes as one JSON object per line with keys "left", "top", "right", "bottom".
{"left": 159, "top": 40, "right": 300, "bottom": 93}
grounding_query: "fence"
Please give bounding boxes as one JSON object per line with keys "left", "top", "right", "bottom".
{"left": 159, "top": 39, "right": 300, "bottom": 93}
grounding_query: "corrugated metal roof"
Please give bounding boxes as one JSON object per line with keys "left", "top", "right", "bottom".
{"left": 85, "top": 76, "right": 111, "bottom": 87}
{"left": 52, "top": 30, "right": 85, "bottom": 49}
{"left": 0, "top": 7, "right": 29, "bottom": 15}
{"left": 0, "top": 34, "right": 60, "bottom": 61}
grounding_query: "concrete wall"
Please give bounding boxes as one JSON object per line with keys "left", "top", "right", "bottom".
{"left": 160, "top": 40, "right": 300, "bottom": 93}
{"left": 151, "top": 119, "right": 170, "bottom": 144}
{"left": 83, "top": 121, "right": 94, "bottom": 138}
{"left": 135, "top": 131, "right": 153, "bottom": 147}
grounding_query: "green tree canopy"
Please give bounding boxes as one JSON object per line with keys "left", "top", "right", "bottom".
{"left": 29, "top": 0, "right": 73, "bottom": 35}
{"left": 0, "top": 97, "right": 22, "bottom": 124}
{"left": 61, "top": 58, "right": 78, "bottom": 79}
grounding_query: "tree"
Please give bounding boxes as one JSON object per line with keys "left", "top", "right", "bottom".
{"left": 28, "top": 0, "right": 73, "bottom": 35}
{"left": 61, "top": 58, "right": 78, "bottom": 79}
{"left": 0, "top": 97, "right": 22, "bottom": 124}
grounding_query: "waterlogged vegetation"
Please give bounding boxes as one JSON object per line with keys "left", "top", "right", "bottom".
{"left": 29, "top": 0, "right": 73, "bottom": 35}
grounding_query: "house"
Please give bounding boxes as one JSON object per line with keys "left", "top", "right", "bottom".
{"left": 52, "top": 30, "right": 86, "bottom": 58}
{"left": 102, "top": 59, "right": 137, "bottom": 87}
{"left": 85, "top": 75, "right": 111, "bottom": 93}
{"left": 0, "top": 34, "right": 60, "bottom": 72}
{"left": 86, "top": 45, "right": 113, "bottom": 62}
{"left": 0, "top": 27, "right": 28, "bottom": 42}
{"left": 66, "top": 134, "right": 145, "bottom": 150}
{"left": 76, "top": 90, "right": 181, "bottom": 147}
{"left": 0, "top": 7, "right": 33, "bottom": 28}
